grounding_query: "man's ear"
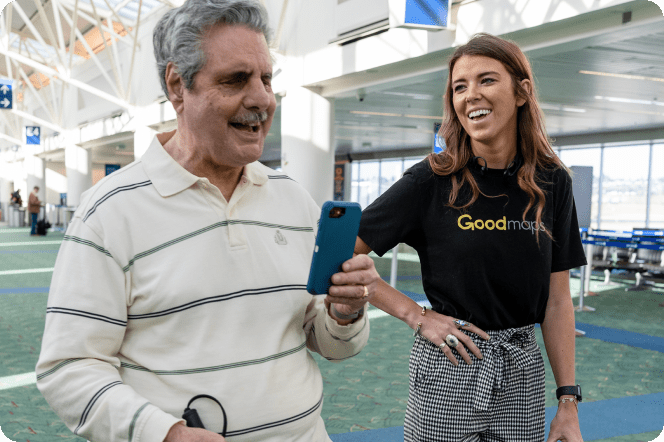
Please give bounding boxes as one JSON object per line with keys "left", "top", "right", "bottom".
{"left": 517, "top": 78, "right": 531, "bottom": 107}
{"left": 165, "top": 62, "right": 185, "bottom": 114}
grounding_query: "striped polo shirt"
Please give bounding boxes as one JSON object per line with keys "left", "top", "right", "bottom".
{"left": 36, "top": 136, "right": 370, "bottom": 442}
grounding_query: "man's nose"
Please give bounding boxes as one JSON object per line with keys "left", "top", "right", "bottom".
{"left": 244, "top": 76, "right": 272, "bottom": 110}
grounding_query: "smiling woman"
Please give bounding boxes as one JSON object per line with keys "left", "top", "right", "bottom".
{"left": 355, "top": 33, "right": 587, "bottom": 442}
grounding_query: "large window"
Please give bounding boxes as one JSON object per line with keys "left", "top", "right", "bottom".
{"left": 349, "top": 141, "right": 663, "bottom": 230}
{"left": 650, "top": 143, "right": 664, "bottom": 228}
{"left": 351, "top": 156, "right": 425, "bottom": 208}
{"left": 601, "top": 144, "right": 650, "bottom": 231}
{"left": 558, "top": 147, "right": 601, "bottom": 229}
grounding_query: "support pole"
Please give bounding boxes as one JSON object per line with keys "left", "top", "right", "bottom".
{"left": 390, "top": 244, "right": 399, "bottom": 288}
{"left": 575, "top": 231, "right": 595, "bottom": 313}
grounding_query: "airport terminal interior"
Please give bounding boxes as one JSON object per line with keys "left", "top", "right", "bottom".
{"left": 1, "top": 0, "right": 664, "bottom": 440}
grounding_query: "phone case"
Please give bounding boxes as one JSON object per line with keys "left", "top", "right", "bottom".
{"left": 306, "top": 201, "right": 362, "bottom": 295}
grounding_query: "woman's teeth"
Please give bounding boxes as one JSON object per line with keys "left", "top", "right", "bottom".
{"left": 469, "top": 109, "right": 491, "bottom": 120}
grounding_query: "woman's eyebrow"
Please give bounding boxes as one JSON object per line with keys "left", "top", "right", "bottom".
{"left": 452, "top": 70, "right": 501, "bottom": 84}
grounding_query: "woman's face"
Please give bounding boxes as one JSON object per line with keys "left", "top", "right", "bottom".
{"left": 451, "top": 55, "right": 527, "bottom": 153}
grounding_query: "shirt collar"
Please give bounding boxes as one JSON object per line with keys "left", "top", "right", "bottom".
{"left": 141, "top": 135, "right": 269, "bottom": 197}
{"left": 243, "top": 161, "right": 269, "bottom": 186}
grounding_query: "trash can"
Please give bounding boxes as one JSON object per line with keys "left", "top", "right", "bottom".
{"left": 13, "top": 207, "right": 26, "bottom": 227}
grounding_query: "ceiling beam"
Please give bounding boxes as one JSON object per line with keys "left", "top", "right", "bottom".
{"left": 0, "top": 47, "right": 134, "bottom": 111}
{"left": 12, "top": 108, "right": 65, "bottom": 133}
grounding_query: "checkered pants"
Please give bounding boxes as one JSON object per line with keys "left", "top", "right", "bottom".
{"left": 403, "top": 325, "right": 546, "bottom": 442}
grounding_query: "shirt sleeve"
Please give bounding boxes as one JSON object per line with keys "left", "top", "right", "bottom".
{"left": 303, "top": 296, "right": 370, "bottom": 362}
{"left": 358, "top": 167, "right": 425, "bottom": 256}
{"left": 550, "top": 168, "right": 588, "bottom": 273}
{"left": 35, "top": 217, "right": 183, "bottom": 442}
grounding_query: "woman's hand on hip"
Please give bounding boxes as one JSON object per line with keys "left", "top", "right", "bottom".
{"left": 418, "top": 310, "right": 490, "bottom": 366}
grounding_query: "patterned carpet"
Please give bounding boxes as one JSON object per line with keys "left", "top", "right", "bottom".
{"left": 1, "top": 228, "right": 663, "bottom": 441}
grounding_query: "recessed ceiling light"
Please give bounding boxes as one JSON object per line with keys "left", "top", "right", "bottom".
{"left": 350, "top": 111, "right": 442, "bottom": 120}
{"left": 595, "top": 95, "right": 664, "bottom": 107}
{"left": 580, "top": 70, "right": 664, "bottom": 83}
{"left": 540, "top": 103, "right": 586, "bottom": 113}
{"left": 383, "top": 91, "right": 436, "bottom": 100}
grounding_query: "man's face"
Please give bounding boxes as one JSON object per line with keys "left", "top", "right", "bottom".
{"left": 179, "top": 24, "right": 276, "bottom": 168}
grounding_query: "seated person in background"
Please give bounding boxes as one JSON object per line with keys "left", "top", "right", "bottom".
{"left": 10, "top": 189, "right": 22, "bottom": 206}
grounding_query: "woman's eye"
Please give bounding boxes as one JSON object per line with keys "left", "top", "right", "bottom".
{"left": 454, "top": 85, "right": 465, "bottom": 93}
{"left": 482, "top": 78, "right": 495, "bottom": 84}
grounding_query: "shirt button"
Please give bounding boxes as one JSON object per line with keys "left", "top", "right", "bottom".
{"left": 241, "top": 177, "right": 248, "bottom": 184}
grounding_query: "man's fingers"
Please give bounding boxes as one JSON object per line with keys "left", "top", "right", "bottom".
{"left": 341, "top": 254, "right": 374, "bottom": 272}
{"left": 330, "top": 269, "right": 374, "bottom": 287}
{"left": 328, "top": 283, "right": 368, "bottom": 299}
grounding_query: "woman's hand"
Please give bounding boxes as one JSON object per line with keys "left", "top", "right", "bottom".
{"left": 546, "top": 400, "right": 583, "bottom": 441}
{"left": 417, "top": 310, "right": 490, "bottom": 365}
{"left": 327, "top": 254, "right": 380, "bottom": 317}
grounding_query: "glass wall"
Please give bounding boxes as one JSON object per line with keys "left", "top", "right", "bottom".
{"left": 650, "top": 143, "right": 664, "bottom": 227}
{"left": 350, "top": 156, "right": 425, "bottom": 208}
{"left": 555, "top": 141, "right": 662, "bottom": 231}
{"left": 348, "top": 140, "right": 664, "bottom": 231}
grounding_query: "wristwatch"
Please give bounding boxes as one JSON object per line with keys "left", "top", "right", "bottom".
{"left": 330, "top": 304, "right": 365, "bottom": 321}
{"left": 556, "top": 385, "right": 582, "bottom": 401}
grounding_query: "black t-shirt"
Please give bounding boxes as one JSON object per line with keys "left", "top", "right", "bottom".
{"left": 358, "top": 160, "right": 587, "bottom": 330}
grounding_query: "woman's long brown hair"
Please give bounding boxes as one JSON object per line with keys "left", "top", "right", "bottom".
{"left": 428, "top": 33, "right": 565, "bottom": 242}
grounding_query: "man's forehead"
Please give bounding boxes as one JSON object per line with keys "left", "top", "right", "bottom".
{"left": 201, "top": 23, "right": 271, "bottom": 65}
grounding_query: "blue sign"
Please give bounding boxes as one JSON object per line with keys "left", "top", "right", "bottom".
{"left": 105, "top": 164, "right": 121, "bottom": 175}
{"left": 0, "top": 78, "right": 12, "bottom": 109}
{"left": 433, "top": 122, "right": 445, "bottom": 153}
{"left": 405, "top": 0, "right": 450, "bottom": 27}
{"left": 26, "top": 126, "right": 40, "bottom": 145}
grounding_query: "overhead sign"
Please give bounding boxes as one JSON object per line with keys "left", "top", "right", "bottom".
{"left": 433, "top": 122, "right": 445, "bottom": 153}
{"left": 105, "top": 164, "right": 121, "bottom": 175}
{"left": 26, "top": 126, "right": 41, "bottom": 145}
{"left": 0, "top": 78, "right": 12, "bottom": 109}
{"left": 389, "top": 0, "right": 452, "bottom": 29}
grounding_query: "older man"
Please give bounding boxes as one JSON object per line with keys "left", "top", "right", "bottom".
{"left": 36, "top": 1, "right": 377, "bottom": 441}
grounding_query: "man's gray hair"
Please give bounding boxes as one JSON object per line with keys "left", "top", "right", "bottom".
{"left": 153, "top": 0, "right": 271, "bottom": 98}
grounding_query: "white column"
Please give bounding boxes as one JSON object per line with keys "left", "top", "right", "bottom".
{"left": 0, "top": 160, "right": 12, "bottom": 222}
{"left": 134, "top": 124, "right": 157, "bottom": 160}
{"left": 25, "top": 147, "right": 46, "bottom": 205}
{"left": 281, "top": 87, "right": 335, "bottom": 207}
{"left": 65, "top": 144, "right": 92, "bottom": 208}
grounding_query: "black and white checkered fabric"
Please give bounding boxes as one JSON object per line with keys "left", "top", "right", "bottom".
{"left": 403, "top": 325, "right": 546, "bottom": 442}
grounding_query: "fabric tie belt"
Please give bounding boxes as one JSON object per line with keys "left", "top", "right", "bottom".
{"left": 472, "top": 327, "right": 535, "bottom": 411}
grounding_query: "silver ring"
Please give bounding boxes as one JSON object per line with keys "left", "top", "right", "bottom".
{"left": 454, "top": 319, "right": 470, "bottom": 328}
{"left": 445, "top": 334, "right": 459, "bottom": 348}
{"left": 439, "top": 342, "right": 447, "bottom": 351}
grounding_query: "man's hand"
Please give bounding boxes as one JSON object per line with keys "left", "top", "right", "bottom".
{"left": 327, "top": 254, "right": 380, "bottom": 317}
{"left": 164, "top": 423, "right": 226, "bottom": 442}
{"left": 546, "top": 401, "right": 583, "bottom": 442}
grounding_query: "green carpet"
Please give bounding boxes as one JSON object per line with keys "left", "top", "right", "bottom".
{"left": 2, "top": 228, "right": 664, "bottom": 442}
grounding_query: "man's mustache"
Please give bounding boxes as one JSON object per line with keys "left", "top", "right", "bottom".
{"left": 229, "top": 111, "right": 269, "bottom": 125}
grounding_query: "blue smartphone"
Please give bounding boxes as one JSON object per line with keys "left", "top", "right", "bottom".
{"left": 306, "top": 201, "right": 362, "bottom": 295}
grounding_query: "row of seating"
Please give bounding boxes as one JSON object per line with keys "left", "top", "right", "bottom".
{"left": 582, "top": 230, "right": 664, "bottom": 292}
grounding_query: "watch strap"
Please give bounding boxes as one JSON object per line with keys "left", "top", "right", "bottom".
{"left": 556, "top": 385, "right": 582, "bottom": 401}
{"left": 330, "top": 304, "right": 365, "bottom": 320}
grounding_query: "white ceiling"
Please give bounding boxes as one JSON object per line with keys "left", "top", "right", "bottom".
{"left": 3, "top": 0, "right": 664, "bottom": 167}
